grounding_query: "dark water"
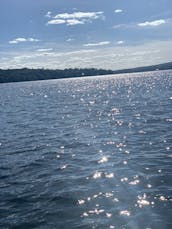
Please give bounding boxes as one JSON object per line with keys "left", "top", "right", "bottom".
{"left": 0, "top": 71, "right": 172, "bottom": 229}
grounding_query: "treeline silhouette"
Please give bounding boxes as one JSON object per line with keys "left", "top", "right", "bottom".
{"left": 0, "top": 68, "right": 113, "bottom": 83}
{"left": 0, "top": 62, "right": 172, "bottom": 83}
{"left": 112, "top": 61, "right": 172, "bottom": 74}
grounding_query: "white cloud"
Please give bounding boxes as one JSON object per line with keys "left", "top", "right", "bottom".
{"left": 66, "top": 38, "right": 75, "bottom": 42}
{"left": 47, "top": 11, "right": 104, "bottom": 26}
{"left": 66, "top": 49, "right": 96, "bottom": 55}
{"left": 66, "top": 19, "right": 85, "bottom": 26}
{"left": 2, "top": 40, "right": 172, "bottom": 70}
{"left": 36, "top": 48, "right": 53, "bottom": 52}
{"left": 116, "top": 40, "right": 124, "bottom": 45}
{"left": 45, "top": 11, "right": 52, "bottom": 18}
{"left": 138, "top": 19, "right": 166, "bottom": 27}
{"left": 54, "top": 11, "right": 104, "bottom": 20}
{"left": 48, "top": 18, "right": 84, "bottom": 26}
{"left": 28, "top": 38, "right": 39, "bottom": 42}
{"left": 9, "top": 37, "right": 39, "bottom": 44}
{"left": 9, "top": 38, "right": 27, "bottom": 44}
{"left": 47, "top": 19, "right": 65, "bottom": 25}
{"left": 15, "top": 38, "right": 27, "bottom": 42}
{"left": 113, "top": 23, "right": 131, "bottom": 29}
{"left": 83, "top": 41, "right": 110, "bottom": 47}
{"left": 9, "top": 40, "right": 19, "bottom": 44}
{"left": 113, "top": 19, "right": 167, "bottom": 29}
{"left": 114, "top": 9, "right": 123, "bottom": 13}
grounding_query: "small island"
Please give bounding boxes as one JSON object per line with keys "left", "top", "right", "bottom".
{"left": 0, "top": 61, "right": 171, "bottom": 83}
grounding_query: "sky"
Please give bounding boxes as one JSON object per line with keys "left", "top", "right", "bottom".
{"left": 0, "top": 0, "right": 172, "bottom": 70}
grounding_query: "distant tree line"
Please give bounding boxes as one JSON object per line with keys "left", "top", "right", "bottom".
{"left": 0, "top": 68, "right": 113, "bottom": 83}
{"left": 0, "top": 62, "right": 171, "bottom": 83}
{"left": 112, "top": 62, "right": 172, "bottom": 74}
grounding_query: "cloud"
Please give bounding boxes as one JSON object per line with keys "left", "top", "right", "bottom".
{"left": 66, "top": 38, "right": 75, "bottom": 42}
{"left": 9, "top": 37, "right": 39, "bottom": 44}
{"left": 64, "top": 49, "right": 96, "bottom": 56}
{"left": 9, "top": 38, "right": 26, "bottom": 44}
{"left": 47, "top": 19, "right": 65, "bottom": 25}
{"left": 36, "top": 48, "right": 53, "bottom": 52}
{"left": 116, "top": 40, "right": 124, "bottom": 45}
{"left": 113, "top": 19, "right": 167, "bottom": 29}
{"left": 138, "top": 19, "right": 166, "bottom": 27}
{"left": 114, "top": 9, "right": 123, "bottom": 13}
{"left": 28, "top": 38, "right": 39, "bottom": 42}
{"left": 47, "top": 11, "right": 104, "bottom": 26}
{"left": 45, "top": 11, "right": 52, "bottom": 18}
{"left": 2, "top": 40, "right": 172, "bottom": 70}
{"left": 66, "top": 19, "right": 85, "bottom": 26}
{"left": 113, "top": 23, "right": 132, "bottom": 29}
{"left": 54, "top": 11, "right": 104, "bottom": 20}
{"left": 83, "top": 41, "right": 110, "bottom": 47}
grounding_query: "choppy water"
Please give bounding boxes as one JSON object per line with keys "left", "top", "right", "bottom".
{"left": 0, "top": 70, "right": 172, "bottom": 229}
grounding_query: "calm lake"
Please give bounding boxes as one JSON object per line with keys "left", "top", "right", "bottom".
{"left": 0, "top": 70, "right": 172, "bottom": 229}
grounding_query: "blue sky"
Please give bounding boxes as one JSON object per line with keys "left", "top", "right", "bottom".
{"left": 0, "top": 0, "right": 172, "bottom": 69}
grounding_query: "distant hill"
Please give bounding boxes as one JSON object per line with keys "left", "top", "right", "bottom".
{"left": 0, "top": 68, "right": 113, "bottom": 83}
{"left": 0, "top": 62, "right": 171, "bottom": 83}
{"left": 113, "top": 62, "right": 172, "bottom": 74}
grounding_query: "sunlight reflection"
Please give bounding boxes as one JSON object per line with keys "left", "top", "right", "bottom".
{"left": 129, "top": 179, "right": 140, "bottom": 185}
{"left": 137, "top": 193, "right": 150, "bottom": 207}
{"left": 78, "top": 200, "right": 85, "bottom": 205}
{"left": 120, "top": 210, "right": 131, "bottom": 216}
{"left": 105, "top": 173, "right": 114, "bottom": 178}
{"left": 98, "top": 156, "right": 108, "bottom": 163}
{"left": 93, "top": 171, "right": 102, "bottom": 179}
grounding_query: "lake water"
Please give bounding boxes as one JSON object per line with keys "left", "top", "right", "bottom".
{"left": 0, "top": 70, "right": 172, "bottom": 229}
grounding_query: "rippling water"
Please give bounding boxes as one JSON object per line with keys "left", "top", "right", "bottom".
{"left": 0, "top": 71, "right": 172, "bottom": 229}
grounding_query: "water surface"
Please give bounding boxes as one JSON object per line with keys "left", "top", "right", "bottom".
{"left": 0, "top": 71, "right": 172, "bottom": 229}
